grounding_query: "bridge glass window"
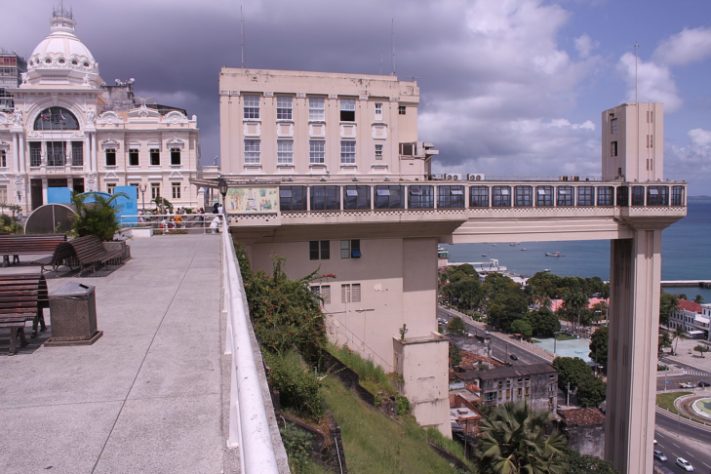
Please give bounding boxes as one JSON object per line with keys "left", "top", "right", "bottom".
{"left": 310, "top": 185, "right": 340, "bottom": 210}
{"left": 536, "top": 186, "right": 554, "bottom": 207}
{"left": 33, "top": 107, "right": 79, "bottom": 130}
{"left": 343, "top": 185, "right": 371, "bottom": 210}
{"left": 437, "top": 185, "right": 465, "bottom": 209}
{"left": 671, "top": 186, "right": 684, "bottom": 206}
{"left": 577, "top": 186, "right": 594, "bottom": 206}
{"left": 631, "top": 186, "right": 645, "bottom": 206}
{"left": 646, "top": 186, "right": 669, "bottom": 206}
{"left": 374, "top": 185, "right": 404, "bottom": 209}
{"left": 491, "top": 186, "right": 511, "bottom": 207}
{"left": 616, "top": 186, "right": 629, "bottom": 207}
{"left": 556, "top": 186, "right": 574, "bottom": 206}
{"left": 514, "top": 186, "right": 533, "bottom": 207}
{"left": 470, "top": 186, "right": 490, "bottom": 208}
{"left": 597, "top": 186, "right": 614, "bottom": 206}
{"left": 408, "top": 185, "right": 434, "bottom": 209}
{"left": 279, "top": 186, "right": 307, "bottom": 211}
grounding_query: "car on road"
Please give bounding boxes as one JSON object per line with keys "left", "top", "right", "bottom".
{"left": 509, "top": 354, "right": 518, "bottom": 361}
{"left": 698, "top": 381, "right": 711, "bottom": 388}
{"left": 653, "top": 450, "right": 667, "bottom": 461}
{"left": 675, "top": 457, "right": 694, "bottom": 471}
{"left": 679, "top": 382, "right": 695, "bottom": 389}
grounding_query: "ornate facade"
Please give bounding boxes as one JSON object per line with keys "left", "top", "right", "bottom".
{"left": 0, "top": 8, "right": 200, "bottom": 213}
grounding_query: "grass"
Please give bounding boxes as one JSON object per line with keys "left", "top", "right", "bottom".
{"left": 321, "top": 376, "right": 469, "bottom": 473}
{"left": 555, "top": 333, "right": 577, "bottom": 341}
{"left": 326, "top": 344, "right": 398, "bottom": 395}
{"left": 656, "top": 391, "right": 691, "bottom": 413}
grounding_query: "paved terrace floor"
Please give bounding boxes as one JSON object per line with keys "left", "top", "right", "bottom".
{"left": 0, "top": 235, "right": 239, "bottom": 474}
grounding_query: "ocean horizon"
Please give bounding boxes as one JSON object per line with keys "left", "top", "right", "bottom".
{"left": 444, "top": 197, "right": 711, "bottom": 302}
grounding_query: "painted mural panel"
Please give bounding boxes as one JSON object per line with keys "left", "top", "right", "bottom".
{"left": 225, "top": 187, "right": 278, "bottom": 213}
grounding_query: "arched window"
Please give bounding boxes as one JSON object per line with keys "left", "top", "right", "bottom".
{"left": 33, "top": 107, "right": 80, "bottom": 131}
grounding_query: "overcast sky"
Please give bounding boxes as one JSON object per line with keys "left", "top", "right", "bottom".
{"left": 3, "top": 0, "right": 711, "bottom": 194}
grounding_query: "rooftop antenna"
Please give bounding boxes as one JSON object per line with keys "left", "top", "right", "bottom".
{"left": 633, "top": 42, "right": 639, "bottom": 104}
{"left": 390, "top": 18, "right": 396, "bottom": 76}
{"left": 240, "top": 4, "right": 246, "bottom": 68}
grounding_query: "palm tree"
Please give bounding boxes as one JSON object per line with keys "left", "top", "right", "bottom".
{"left": 71, "top": 191, "right": 127, "bottom": 241}
{"left": 476, "top": 402, "right": 568, "bottom": 474}
{"left": 672, "top": 327, "right": 684, "bottom": 355}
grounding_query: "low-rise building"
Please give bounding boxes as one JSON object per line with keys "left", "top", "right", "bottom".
{"left": 669, "top": 299, "right": 710, "bottom": 340}
{"left": 456, "top": 363, "right": 558, "bottom": 414}
{"left": 558, "top": 407, "right": 606, "bottom": 459}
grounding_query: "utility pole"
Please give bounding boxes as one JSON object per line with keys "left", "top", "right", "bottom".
{"left": 566, "top": 382, "right": 571, "bottom": 406}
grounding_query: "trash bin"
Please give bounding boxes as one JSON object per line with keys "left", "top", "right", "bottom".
{"left": 45, "top": 282, "right": 102, "bottom": 346}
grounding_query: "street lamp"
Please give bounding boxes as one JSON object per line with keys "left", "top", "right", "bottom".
{"left": 138, "top": 183, "right": 147, "bottom": 212}
{"left": 217, "top": 177, "right": 228, "bottom": 215}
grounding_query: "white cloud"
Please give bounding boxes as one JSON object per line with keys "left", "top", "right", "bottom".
{"left": 653, "top": 27, "right": 711, "bottom": 67}
{"left": 616, "top": 53, "right": 681, "bottom": 111}
{"left": 574, "top": 34, "right": 596, "bottom": 58}
{"left": 688, "top": 128, "right": 711, "bottom": 146}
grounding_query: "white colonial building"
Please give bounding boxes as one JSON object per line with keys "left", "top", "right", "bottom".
{"left": 0, "top": 8, "right": 200, "bottom": 213}
{"left": 669, "top": 299, "right": 711, "bottom": 340}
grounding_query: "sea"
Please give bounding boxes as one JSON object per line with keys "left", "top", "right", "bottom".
{"left": 443, "top": 198, "right": 711, "bottom": 302}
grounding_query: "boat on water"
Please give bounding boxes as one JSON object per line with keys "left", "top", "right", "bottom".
{"left": 545, "top": 251, "right": 562, "bottom": 257}
{"left": 437, "top": 245, "right": 449, "bottom": 259}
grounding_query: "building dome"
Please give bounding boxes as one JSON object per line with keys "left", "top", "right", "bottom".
{"left": 24, "top": 7, "right": 101, "bottom": 86}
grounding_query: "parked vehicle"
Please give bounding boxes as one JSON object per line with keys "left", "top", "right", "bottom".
{"left": 698, "top": 381, "right": 710, "bottom": 388}
{"left": 653, "top": 450, "right": 667, "bottom": 461}
{"left": 509, "top": 354, "right": 519, "bottom": 361}
{"left": 676, "top": 457, "right": 694, "bottom": 471}
{"left": 679, "top": 382, "right": 695, "bottom": 389}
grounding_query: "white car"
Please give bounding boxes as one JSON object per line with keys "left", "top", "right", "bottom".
{"left": 675, "top": 457, "right": 694, "bottom": 471}
{"left": 653, "top": 449, "right": 667, "bottom": 461}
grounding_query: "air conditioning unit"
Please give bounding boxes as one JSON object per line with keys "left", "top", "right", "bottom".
{"left": 445, "top": 173, "right": 462, "bottom": 181}
{"left": 467, "top": 173, "right": 484, "bottom": 181}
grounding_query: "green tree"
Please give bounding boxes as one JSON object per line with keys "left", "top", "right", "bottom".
{"left": 526, "top": 309, "right": 561, "bottom": 338}
{"left": 446, "top": 317, "right": 466, "bottom": 336}
{"left": 694, "top": 294, "right": 704, "bottom": 304}
{"left": 484, "top": 273, "right": 529, "bottom": 332}
{"left": 440, "top": 264, "right": 483, "bottom": 311}
{"left": 694, "top": 344, "right": 708, "bottom": 358}
{"left": 476, "top": 402, "right": 568, "bottom": 474}
{"left": 562, "top": 289, "right": 587, "bottom": 332}
{"left": 71, "top": 191, "right": 127, "bottom": 241}
{"left": 449, "top": 342, "right": 461, "bottom": 367}
{"left": 589, "top": 326, "right": 608, "bottom": 372}
{"left": 511, "top": 319, "right": 533, "bottom": 340}
{"left": 659, "top": 292, "right": 678, "bottom": 326}
{"left": 672, "top": 327, "right": 684, "bottom": 355}
{"left": 658, "top": 331, "right": 672, "bottom": 355}
{"left": 552, "top": 357, "right": 606, "bottom": 408}
{"left": 566, "top": 449, "right": 616, "bottom": 473}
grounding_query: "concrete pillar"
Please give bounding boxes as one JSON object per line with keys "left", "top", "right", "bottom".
{"left": 605, "top": 229, "right": 662, "bottom": 473}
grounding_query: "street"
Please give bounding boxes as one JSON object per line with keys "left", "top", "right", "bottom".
{"left": 654, "top": 410, "right": 711, "bottom": 473}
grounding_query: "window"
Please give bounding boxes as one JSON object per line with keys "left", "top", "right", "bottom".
{"left": 646, "top": 186, "right": 668, "bottom": 206}
{"left": 310, "top": 186, "right": 340, "bottom": 210}
{"left": 616, "top": 186, "right": 629, "bottom": 207}
{"left": 150, "top": 148, "right": 160, "bottom": 166}
{"left": 309, "top": 240, "right": 330, "bottom": 260}
{"left": 374, "top": 102, "right": 383, "bottom": 120}
{"left": 151, "top": 182, "right": 160, "bottom": 199}
{"left": 47, "top": 142, "right": 65, "bottom": 167}
{"left": 646, "top": 134, "right": 654, "bottom": 149}
{"left": 340, "top": 239, "right": 361, "bottom": 259}
{"left": 514, "top": 186, "right": 533, "bottom": 207}
{"left": 129, "top": 148, "right": 139, "bottom": 166}
{"left": 310, "top": 285, "right": 331, "bottom": 305}
{"left": 309, "top": 96, "right": 325, "bottom": 121}
{"left": 398, "top": 105, "right": 406, "bottom": 115}
{"left": 170, "top": 148, "right": 181, "bottom": 165}
{"left": 408, "top": 185, "right": 434, "bottom": 209}
{"left": 577, "top": 186, "right": 594, "bottom": 206}
{"left": 276, "top": 96, "right": 293, "bottom": 120}
{"left": 340, "top": 98, "right": 356, "bottom": 121}
{"left": 374, "top": 143, "right": 383, "bottom": 160}
{"left": 0, "top": 185, "right": 6, "bottom": 203}
{"left": 535, "top": 186, "right": 554, "bottom": 207}
{"left": 646, "top": 110, "right": 654, "bottom": 123}
{"left": 243, "top": 95, "right": 260, "bottom": 119}
{"left": 0, "top": 149, "right": 5, "bottom": 168}
{"left": 340, "top": 140, "right": 356, "bottom": 165}
{"left": 71, "top": 142, "right": 83, "bottom": 166}
{"left": 30, "top": 142, "right": 41, "bottom": 167}
{"left": 374, "top": 185, "right": 404, "bottom": 209}
{"left": 341, "top": 283, "right": 361, "bottom": 303}
{"left": 556, "top": 186, "right": 574, "bottom": 206}
{"left": 492, "top": 186, "right": 511, "bottom": 207}
{"left": 105, "top": 148, "right": 116, "bottom": 167}
{"left": 33, "top": 106, "right": 79, "bottom": 130}
{"left": 279, "top": 186, "right": 307, "bottom": 210}
{"left": 244, "top": 139, "right": 261, "bottom": 165}
{"left": 470, "top": 186, "right": 490, "bottom": 208}
{"left": 309, "top": 140, "right": 325, "bottom": 164}
{"left": 597, "top": 186, "right": 614, "bottom": 206}
{"left": 277, "top": 139, "right": 293, "bottom": 165}
{"left": 172, "top": 182, "right": 181, "bottom": 199}
{"left": 671, "top": 186, "right": 684, "bottom": 206}
{"left": 437, "top": 185, "right": 465, "bottom": 209}
{"left": 343, "top": 185, "right": 371, "bottom": 209}
{"left": 107, "top": 183, "right": 116, "bottom": 194}
{"left": 610, "top": 117, "right": 618, "bottom": 134}
{"left": 631, "top": 186, "right": 645, "bottom": 206}
{"left": 610, "top": 141, "right": 618, "bottom": 157}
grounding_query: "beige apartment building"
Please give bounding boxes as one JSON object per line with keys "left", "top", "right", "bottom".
{"left": 0, "top": 8, "right": 200, "bottom": 212}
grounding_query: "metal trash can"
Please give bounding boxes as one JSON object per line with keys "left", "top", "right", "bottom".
{"left": 45, "top": 282, "right": 103, "bottom": 346}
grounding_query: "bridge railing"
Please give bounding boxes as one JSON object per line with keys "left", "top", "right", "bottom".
{"left": 221, "top": 217, "right": 285, "bottom": 473}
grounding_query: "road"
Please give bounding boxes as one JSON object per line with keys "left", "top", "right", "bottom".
{"left": 654, "top": 410, "right": 711, "bottom": 473}
{"left": 658, "top": 356, "right": 711, "bottom": 392}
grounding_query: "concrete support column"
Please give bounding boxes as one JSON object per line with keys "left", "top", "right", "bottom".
{"left": 605, "top": 229, "right": 662, "bottom": 474}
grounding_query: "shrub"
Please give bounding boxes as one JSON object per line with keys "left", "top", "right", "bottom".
{"left": 280, "top": 422, "right": 316, "bottom": 473}
{"left": 266, "top": 350, "right": 324, "bottom": 420}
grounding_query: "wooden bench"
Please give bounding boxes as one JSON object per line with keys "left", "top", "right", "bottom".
{"left": 51, "top": 235, "right": 126, "bottom": 273}
{"left": 0, "top": 274, "right": 48, "bottom": 354}
{"left": 0, "top": 234, "right": 67, "bottom": 267}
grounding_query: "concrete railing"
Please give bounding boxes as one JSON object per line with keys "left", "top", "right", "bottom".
{"left": 221, "top": 218, "right": 284, "bottom": 473}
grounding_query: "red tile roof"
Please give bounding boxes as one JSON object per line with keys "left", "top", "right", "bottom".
{"left": 677, "top": 299, "right": 702, "bottom": 313}
{"left": 558, "top": 408, "right": 605, "bottom": 426}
